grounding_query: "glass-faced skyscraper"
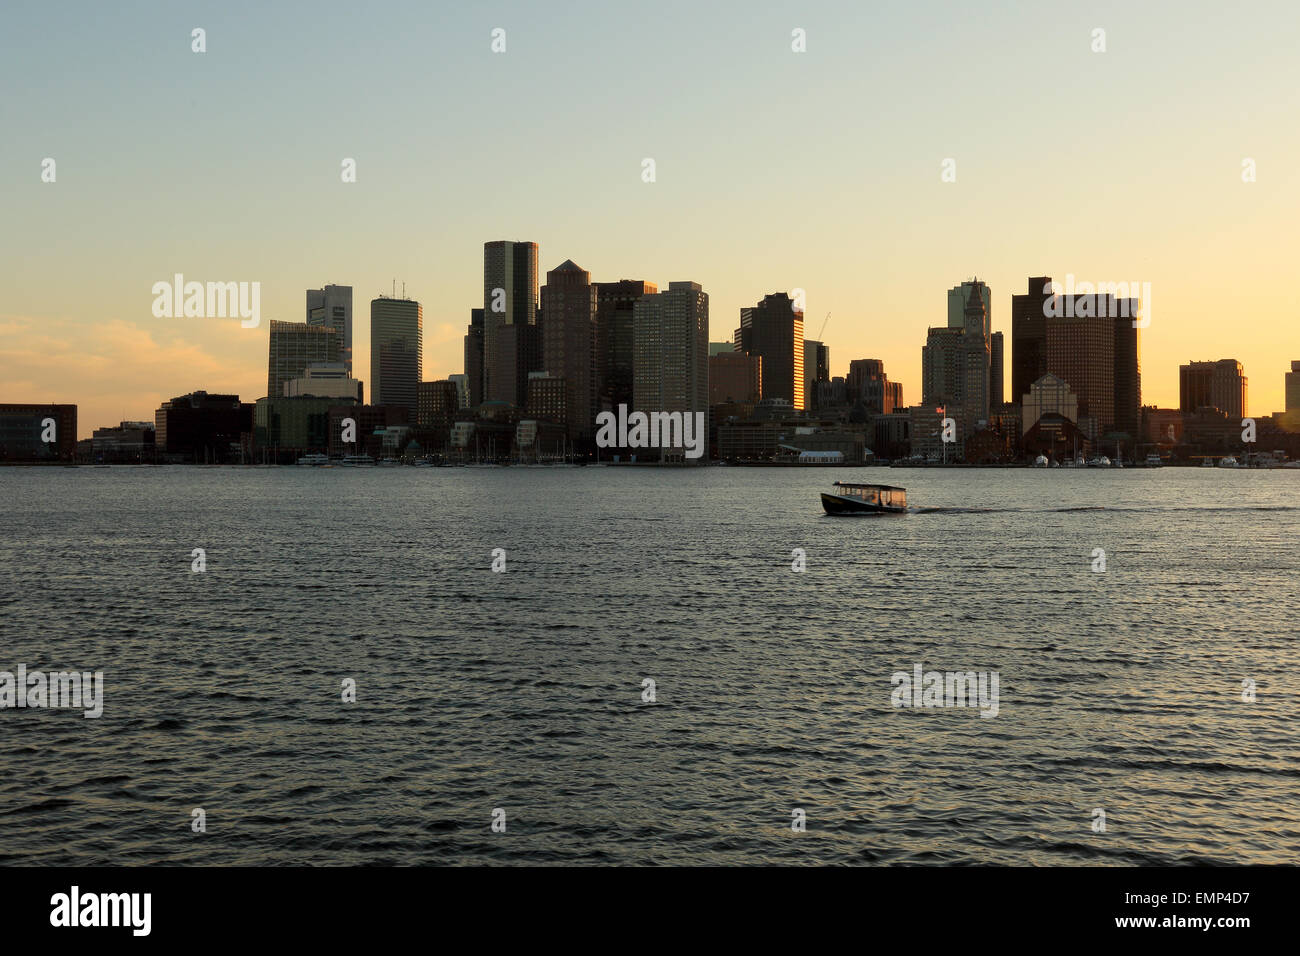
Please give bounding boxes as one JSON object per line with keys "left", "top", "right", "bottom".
{"left": 734, "top": 293, "right": 805, "bottom": 411}
{"left": 633, "top": 281, "right": 709, "bottom": 458}
{"left": 482, "top": 241, "right": 539, "bottom": 406}
{"left": 268, "top": 320, "right": 340, "bottom": 399}
{"left": 306, "top": 285, "right": 353, "bottom": 375}
{"left": 370, "top": 296, "right": 422, "bottom": 419}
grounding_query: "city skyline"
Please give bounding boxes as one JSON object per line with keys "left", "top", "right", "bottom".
{"left": 3, "top": 2, "right": 1299, "bottom": 434}
{"left": 5, "top": 250, "right": 1297, "bottom": 440}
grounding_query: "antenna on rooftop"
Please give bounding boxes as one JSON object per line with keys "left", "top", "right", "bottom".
{"left": 817, "top": 311, "right": 830, "bottom": 341}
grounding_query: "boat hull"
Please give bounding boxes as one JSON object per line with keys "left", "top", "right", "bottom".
{"left": 821, "top": 493, "right": 905, "bottom": 516}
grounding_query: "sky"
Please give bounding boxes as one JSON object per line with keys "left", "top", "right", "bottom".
{"left": 2, "top": 0, "right": 1298, "bottom": 438}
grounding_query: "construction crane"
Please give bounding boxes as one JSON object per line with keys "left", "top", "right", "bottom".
{"left": 815, "top": 311, "right": 830, "bottom": 342}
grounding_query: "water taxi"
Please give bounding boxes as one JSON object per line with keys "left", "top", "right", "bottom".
{"left": 1145, "top": 453, "right": 1163, "bottom": 467}
{"left": 821, "top": 482, "right": 908, "bottom": 515}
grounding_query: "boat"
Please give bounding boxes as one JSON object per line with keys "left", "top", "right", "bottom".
{"left": 1145, "top": 453, "right": 1163, "bottom": 468}
{"left": 1034, "top": 454, "right": 1049, "bottom": 468}
{"left": 339, "top": 454, "right": 375, "bottom": 467}
{"left": 1218, "top": 456, "right": 1240, "bottom": 468}
{"left": 296, "top": 453, "right": 329, "bottom": 467}
{"left": 821, "top": 482, "right": 907, "bottom": 515}
{"left": 1202, "top": 457, "right": 1215, "bottom": 467}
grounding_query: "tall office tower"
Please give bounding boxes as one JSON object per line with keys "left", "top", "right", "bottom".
{"left": 595, "top": 280, "right": 657, "bottom": 413}
{"left": 370, "top": 295, "right": 423, "bottom": 418}
{"left": 709, "top": 352, "right": 762, "bottom": 404}
{"left": 924, "top": 280, "right": 991, "bottom": 435}
{"left": 803, "top": 340, "right": 830, "bottom": 410}
{"left": 957, "top": 284, "right": 991, "bottom": 427}
{"left": 268, "top": 320, "right": 340, "bottom": 400}
{"left": 1012, "top": 277, "right": 1054, "bottom": 403}
{"left": 990, "top": 331, "right": 1004, "bottom": 407}
{"left": 708, "top": 342, "right": 734, "bottom": 356}
{"left": 306, "top": 285, "right": 353, "bottom": 375}
{"left": 633, "top": 282, "right": 709, "bottom": 454}
{"left": 733, "top": 312, "right": 752, "bottom": 354}
{"left": 948, "top": 279, "right": 992, "bottom": 336}
{"left": 482, "top": 240, "right": 539, "bottom": 405}
{"left": 1180, "top": 359, "right": 1247, "bottom": 418}
{"left": 493, "top": 322, "right": 542, "bottom": 413}
{"left": 463, "top": 308, "right": 484, "bottom": 410}
{"left": 541, "top": 260, "right": 599, "bottom": 443}
{"left": 921, "top": 327, "right": 965, "bottom": 407}
{"left": 847, "top": 359, "right": 899, "bottom": 415}
{"left": 1112, "top": 310, "right": 1141, "bottom": 440}
{"left": 847, "top": 359, "right": 884, "bottom": 400}
{"left": 1287, "top": 362, "right": 1300, "bottom": 412}
{"left": 448, "top": 374, "right": 470, "bottom": 412}
{"left": 1046, "top": 312, "right": 1114, "bottom": 440}
{"left": 733, "top": 293, "right": 805, "bottom": 410}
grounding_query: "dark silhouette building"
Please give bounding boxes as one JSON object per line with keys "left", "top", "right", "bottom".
{"left": 735, "top": 293, "right": 805, "bottom": 411}
{"left": 154, "top": 392, "right": 247, "bottom": 463}
{"left": 0, "top": 403, "right": 78, "bottom": 462}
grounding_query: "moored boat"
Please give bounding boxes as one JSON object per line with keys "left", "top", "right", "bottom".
{"left": 821, "top": 482, "right": 908, "bottom": 515}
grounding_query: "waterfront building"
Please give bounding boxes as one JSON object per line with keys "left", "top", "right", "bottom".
{"left": 268, "top": 320, "right": 339, "bottom": 401}
{"left": 306, "top": 284, "right": 353, "bottom": 375}
{"left": 370, "top": 295, "right": 422, "bottom": 418}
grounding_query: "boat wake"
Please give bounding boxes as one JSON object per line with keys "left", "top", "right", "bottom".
{"left": 910, "top": 504, "right": 1300, "bottom": 515}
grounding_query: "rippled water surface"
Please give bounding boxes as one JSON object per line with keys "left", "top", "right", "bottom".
{"left": 1, "top": 465, "right": 1297, "bottom": 865}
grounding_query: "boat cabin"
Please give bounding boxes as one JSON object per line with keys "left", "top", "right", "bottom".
{"left": 832, "top": 482, "right": 907, "bottom": 509}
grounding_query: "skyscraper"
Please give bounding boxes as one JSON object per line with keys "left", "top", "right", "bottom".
{"left": 306, "top": 285, "right": 353, "bottom": 375}
{"left": 847, "top": 359, "right": 901, "bottom": 415}
{"left": 735, "top": 293, "right": 805, "bottom": 411}
{"left": 1180, "top": 360, "right": 1247, "bottom": 419}
{"left": 633, "top": 281, "right": 709, "bottom": 458}
{"left": 1046, "top": 313, "right": 1114, "bottom": 440}
{"left": 990, "top": 332, "right": 1004, "bottom": 407}
{"left": 1011, "top": 277, "right": 1053, "bottom": 403}
{"left": 1113, "top": 315, "right": 1141, "bottom": 440}
{"left": 268, "top": 320, "right": 340, "bottom": 400}
{"left": 464, "top": 308, "right": 484, "bottom": 410}
{"left": 948, "top": 280, "right": 991, "bottom": 336}
{"left": 370, "top": 296, "right": 422, "bottom": 418}
{"left": 541, "top": 260, "right": 598, "bottom": 443}
{"left": 803, "top": 340, "right": 830, "bottom": 410}
{"left": 483, "top": 240, "right": 539, "bottom": 405}
{"left": 922, "top": 279, "right": 991, "bottom": 436}
{"left": 709, "top": 352, "right": 762, "bottom": 404}
{"left": 595, "top": 280, "right": 657, "bottom": 412}
{"left": 1287, "top": 362, "right": 1300, "bottom": 412}
{"left": 1015, "top": 276, "right": 1140, "bottom": 443}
